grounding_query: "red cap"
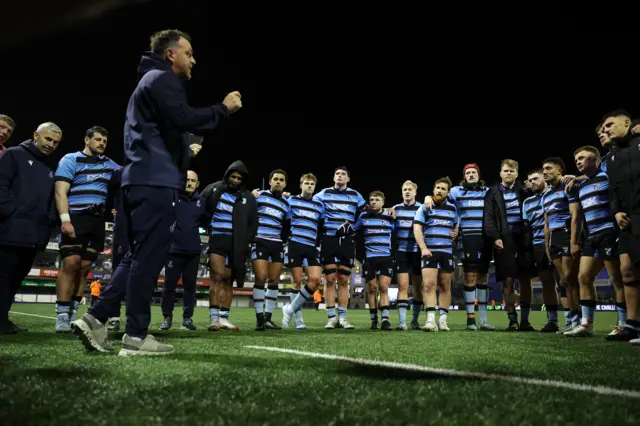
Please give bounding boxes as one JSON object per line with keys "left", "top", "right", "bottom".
{"left": 463, "top": 163, "right": 480, "bottom": 176}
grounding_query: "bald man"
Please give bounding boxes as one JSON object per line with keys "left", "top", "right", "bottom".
{"left": 159, "top": 170, "right": 210, "bottom": 331}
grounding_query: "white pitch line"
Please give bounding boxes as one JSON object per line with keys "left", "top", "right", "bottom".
{"left": 246, "top": 345, "right": 640, "bottom": 400}
{"left": 9, "top": 311, "right": 57, "bottom": 320}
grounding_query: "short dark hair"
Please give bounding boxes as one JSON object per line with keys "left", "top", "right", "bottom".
{"left": 334, "top": 166, "right": 350, "bottom": 177}
{"left": 150, "top": 29, "right": 191, "bottom": 56}
{"left": 601, "top": 109, "right": 631, "bottom": 122}
{"left": 543, "top": 157, "right": 565, "bottom": 173}
{"left": 269, "top": 169, "right": 288, "bottom": 182}
{"left": 369, "top": 190, "right": 385, "bottom": 200}
{"left": 527, "top": 168, "right": 543, "bottom": 178}
{"left": 86, "top": 126, "right": 108, "bottom": 139}
{"left": 0, "top": 114, "right": 16, "bottom": 128}
{"left": 435, "top": 176, "right": 453, "bottom": 190}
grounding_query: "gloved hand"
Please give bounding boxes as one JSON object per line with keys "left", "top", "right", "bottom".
{"left": 336, "top": 222, "right": 354, "bottom": 238}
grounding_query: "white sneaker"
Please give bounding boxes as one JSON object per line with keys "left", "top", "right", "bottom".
{"left": 396, "top": 322, "right": 408, "bottom": 331}
{"left": 118, "top": 334, "right": 174, "bottom": 356}
{"left": 479, "top": 321, "right": 495, "bottom": 331}
{"left": 608, "top": 326, "right": 624, "bottom": 336}
{"left": 281, "top": 304, "right": 293, "bottom": 330}
{"left": 324, "top": 317, "right": 338, "bottom": 329}
{"left": 423, "top": 321, "right": 438, "bottom": 332}
{"left": 339, "top": 319, "right": 355, "bottom": 329}
{"left": 219, "top": 318, "right": 239, "bottom": 331}
{"left": 295, "top": 322, "right": 307, "bottom": 330}
{"left": 564, "top": 320, "right": 595, "bottom": 337}
{"left": 438, "top": 318, "right": 450, "bottom": 331}
{"left": 629, "top": 336, "right": 640, "bottom": 345}
{"left": 557, "top": 323, "right": 575, "bottom": 334}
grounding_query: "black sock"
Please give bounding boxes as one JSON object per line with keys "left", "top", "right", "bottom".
{"left": 256, "top": 312, "right": 265, "bottom": 323}
{"left": 265, "top": 312, "right": 272, "bottom": 322}
{"left": 369, "top": 309, "right": 378, "bottom": 322}
{"left": 73, "top": 296, "right": 82, "bottom": 303}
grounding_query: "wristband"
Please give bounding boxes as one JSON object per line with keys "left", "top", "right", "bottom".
{"left": 60, "top": 213, "right": 71, "bottom": 223}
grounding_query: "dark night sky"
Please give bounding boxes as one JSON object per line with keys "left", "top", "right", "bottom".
{"left": 1, "top": 5, "right": 639, "bottom": 204}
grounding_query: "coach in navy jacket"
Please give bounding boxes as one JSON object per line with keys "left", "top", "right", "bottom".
{"left": 79, "top": 30, "right": 242, "bottom": 354}
{"left": 160, "top": 170, "right": 210, "bottom": 327}
{"left": 0, "top": 125, "right": 62, "bottom": 334}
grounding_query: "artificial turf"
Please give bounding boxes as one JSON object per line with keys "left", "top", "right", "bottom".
{"left": 1, "top": 304, "right": 639, "bottom": 425}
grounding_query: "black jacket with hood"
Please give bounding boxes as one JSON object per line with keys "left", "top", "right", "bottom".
{"left": 0, "top": 140, "right": 56, "bottom": 249}
{"left": 121, "top": 52, "right": 230, "bottom": 190}
{"left": 608, "top": 131, "right": 640, "bottom": 264}
{"left": 201, "top": 161, "right": 258, "bottom": 287}
{"left": 483, "top": 180, "right": 532, "bottom": 251}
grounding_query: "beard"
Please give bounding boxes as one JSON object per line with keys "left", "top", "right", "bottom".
{"left": 434, "top": 193, "right": 445, "bottom": 203}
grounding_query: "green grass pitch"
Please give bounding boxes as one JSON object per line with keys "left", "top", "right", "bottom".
{"left": 1, "top": 304, "right": 639, "bottom": 425}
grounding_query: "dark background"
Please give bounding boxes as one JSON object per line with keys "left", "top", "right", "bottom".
{"left": 1, "top": 4, "right": 637, "bottom": 203}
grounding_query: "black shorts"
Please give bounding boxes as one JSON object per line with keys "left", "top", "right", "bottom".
{"left": 421, "top": 252, "right": 455, "bottom": 272}
{"left": 549, "top": 229, "right": 571, "bottom": 260}
{"left": 59, "top": 213, "right": 105, "bottom": 260}
{"left": 320, "top": 235, "right": 355, "bottom": 268}
{"left": 395, "top": 251, "right": 421, "bottom": 274}
{"left": 618, "top": 229, "right": 633, "bottom": 256}
{"left": 207, "top": 234, "right": 235, "bottom": 267}
{"left": 286, "top": 241, "right": 321, "bottom": 268}
{"left": 493, "top": 235, "right": 535, "bottom": 281}
{"left": 533, "top": 244, "right": 552, "bottom": 271}
{"left": 251, "top": 238, "right": 284, "bottom": 263}
{"left": 582, "top": 230, "right": 618, "bottom": 261}
{"left": 460, "top": 234, "right": 493, "bottom": 273}
{"left": 363, "top": 257, "right": 394, "bottom": 281}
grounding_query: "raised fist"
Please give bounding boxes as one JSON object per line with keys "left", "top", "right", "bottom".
{"left": 223, "top": 91, "right": 242, "bottom": 113}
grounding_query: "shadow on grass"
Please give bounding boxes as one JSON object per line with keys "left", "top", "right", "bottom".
{"left": 0, "top": 331, "right": 74, "bottom": 345}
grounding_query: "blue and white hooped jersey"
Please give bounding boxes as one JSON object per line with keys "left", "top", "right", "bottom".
{"left": 575, "top": 171, "right": 616, "bottom": 239}
{"left": 354, "top": 210, "right": 395, "bottom": 258}
{"left": 449, "top": 185, "right": 488, "bottom": 236}
{"left": 55, "top": 152, "right": 119, "bottom": 213}
{"left": 541, "top": 183, "right": 577, "bottom": 232}
{"left": 287, "top": 195, "right": 324, "bottom": 247}
{"left": 392, "top": 201, "right": 422, "bottom": 252}
{"left": 522, "top": 192, "right": 545, "bottom": 246}
{"left": 313, "top": 187, "right": 366, "bottom": 236}
{"left": 501, "top": 184, "right": 523, "bottom": 234}
{"left": 256, "top": 190, "right": 290, "bottom": 242}
{"left": 413, "top": 199, "right": 458, "bottom": 255}
{"left": 210, "top": 192, "right": 237, "bottom": 236}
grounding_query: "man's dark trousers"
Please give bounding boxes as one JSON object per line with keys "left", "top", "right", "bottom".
{"left": 89, "top": 186, "right": 177, "bottom": 337}
{"left": 160, "top": 253, "right": 199, "bottom": 319}
{"left": 0, "top": 246, "right": 37, "bottom": 326}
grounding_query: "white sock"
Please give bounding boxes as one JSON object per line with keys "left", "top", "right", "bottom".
{"left": 253, "top": 288, "right": 265, "bottom": 314}
{"left": 290, "top": 291, "right": 305, "bottom": 323}
{"left": 265, "top": 288, "right": 278, "bottom": 313}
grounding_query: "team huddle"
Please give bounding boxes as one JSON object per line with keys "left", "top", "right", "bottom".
{"left": 2, "top": 109, "right": 640, "bottom": 349}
